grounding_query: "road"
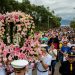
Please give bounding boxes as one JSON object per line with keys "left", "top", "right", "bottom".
{"left": 54, "top": 62, "right": 61, "bottom": 75}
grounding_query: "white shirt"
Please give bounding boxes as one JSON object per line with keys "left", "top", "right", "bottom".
{"left": 67, "top": 43, "right": 72, "bottom": 47}
{"left": 10, "top": 72, "right": 28, "bottom": 75}
{"left": 37, "top": 54, "right": 52, "bottom": 75}
{"left": 0, "top": 67, "right": 6, "bottom": 75}
{"left": 49, "top": 49, "right": 57, "bottom": 60}
{"left": 28, "top": 63, "right": 33, "bottom": 75}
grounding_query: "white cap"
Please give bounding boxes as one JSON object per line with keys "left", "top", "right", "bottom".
{"left": 11, "top": 60, "right": 28, "bottom": 69}
{"left": 40, "top": 44, "right": 48, "bottom": 48}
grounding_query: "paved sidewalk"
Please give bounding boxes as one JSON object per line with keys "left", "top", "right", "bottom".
{"left": 54, "top": 62, "right": 61, "bottom": 75}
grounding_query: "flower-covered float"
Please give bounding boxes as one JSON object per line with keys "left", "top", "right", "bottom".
{"left": 0, "top": 11, "right": 42, "bottom": 63}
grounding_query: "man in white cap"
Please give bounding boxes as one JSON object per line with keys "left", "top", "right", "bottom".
{"left": 10, "top": 60, "right": 28, "bottom": 75}
{"left": 36, "top": 44, "right": 52, "bottom": 75}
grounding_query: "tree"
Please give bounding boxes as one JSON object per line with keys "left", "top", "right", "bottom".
{"left": 0, "top": 0, "right": 16, "bottom": 13}
{"left": 0, "top": 0, "right": 61, "bottom": 30}
{"left": 70, "top": 19, "right": 75, "bottom": 28}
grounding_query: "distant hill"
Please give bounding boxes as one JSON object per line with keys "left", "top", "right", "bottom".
{"left": 61, "top": 19, "right": 71, "bottom": 26}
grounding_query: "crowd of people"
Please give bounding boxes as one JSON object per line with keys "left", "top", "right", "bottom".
{"left": 40, "top": 27, "right": 75, "bottom": 75}
{"left": 0, "top": 27, "right": 75, "bottom": 75}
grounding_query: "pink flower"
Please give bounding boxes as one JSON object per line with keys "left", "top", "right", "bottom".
{"left": 28, "top": 57, "right": 33, "bottom": 62}
{"left": 14, "top": 15, "right": 18, "bottom": 19}
{"left": 3, "top": 57, "right": 7, "bottom": 62}
{"left": 13, "top": 51, "right": 19, "bottom": 56}
{"left": 3, "top": 50, "right": 8, "bottom": 57}
{"left": 15, "top": 47, "right": 20, "bottom": 52}
{"left": 0, "top": 58, "right": 2, "bottom": 62}
{"left": 0, "top": 63, "right": 2, "bottom": 67}
{"left": 15, "top": 19, "right": 20, "bottom": 22}
{"left": 18, "top": 53, "right": 25, "bottom": 59}
{"left": 25, "top": 47, "right": 31, "bottom": 51}
{"left": 31, "top": 43, "right": 34, "bottom": 47}
{"left": 38, "top": 50, "right": 42, "bottom": 55}
{"left": 8, "top": 56, "right": 12, "bottom": 61}
{"left": 0, "top": 15, "right": 5, "bottom": 20}
{"left": 0, "top": 42, "right": 5, "bottom": 48}
{"left": 0, "top": 49, "right": 2, "bottom": 54}
{"left": 29, "top": 51, "right": 34, "bottom": 55}
{"left": 10, "top": 44, "right": 14, "bottom": 49}
{"left": 21, "top": 31, "right": 25, "bottom": 36}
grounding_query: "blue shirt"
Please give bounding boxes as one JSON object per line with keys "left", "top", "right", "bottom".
{"left": 61, "top": 46, "right": 71, "bottom": 53}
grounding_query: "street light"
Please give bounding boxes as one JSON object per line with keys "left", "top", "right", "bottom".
{"left": 48, "top": 16, "right": 49, "bottom": 28}
{"left": 48, "top": 16, "right": 53, "bottom": 28}
{"left": 38, "top": 16, "right": 41, "bottom": 28}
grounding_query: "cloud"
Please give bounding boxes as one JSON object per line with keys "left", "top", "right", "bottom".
{"left": 29, "top": 0, "right": 75, "bottom": 20}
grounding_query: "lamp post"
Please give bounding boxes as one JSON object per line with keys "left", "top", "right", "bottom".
{"left": 48, "top": 16, "right": 53, "bottom": 28}
{"left": 38, "top": 16, "right": 41, "bottom": 28}
{"left": 48, "top": 16, "right": 49, "bottom": 29}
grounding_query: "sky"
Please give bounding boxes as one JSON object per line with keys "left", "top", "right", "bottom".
{"left": 18, "top": 0, "right": 75, "bottom": 25}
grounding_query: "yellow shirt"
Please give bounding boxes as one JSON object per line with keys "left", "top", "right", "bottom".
{"left": 59, "top": 43, "right": 62, "bottom": 49}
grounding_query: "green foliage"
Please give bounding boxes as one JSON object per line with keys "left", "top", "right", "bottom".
{"left": 70, "top": 19, "right": 75, "bottom": 28}
{"left": 0, "top": 0, "right": 61, "bottom": 30}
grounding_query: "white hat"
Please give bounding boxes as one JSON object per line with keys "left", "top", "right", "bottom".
{"left": 40, "top": 44, "right": 48, "bottom": 48}
{"left": 11, "top": 60, "right": 28, "bottom": 69}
